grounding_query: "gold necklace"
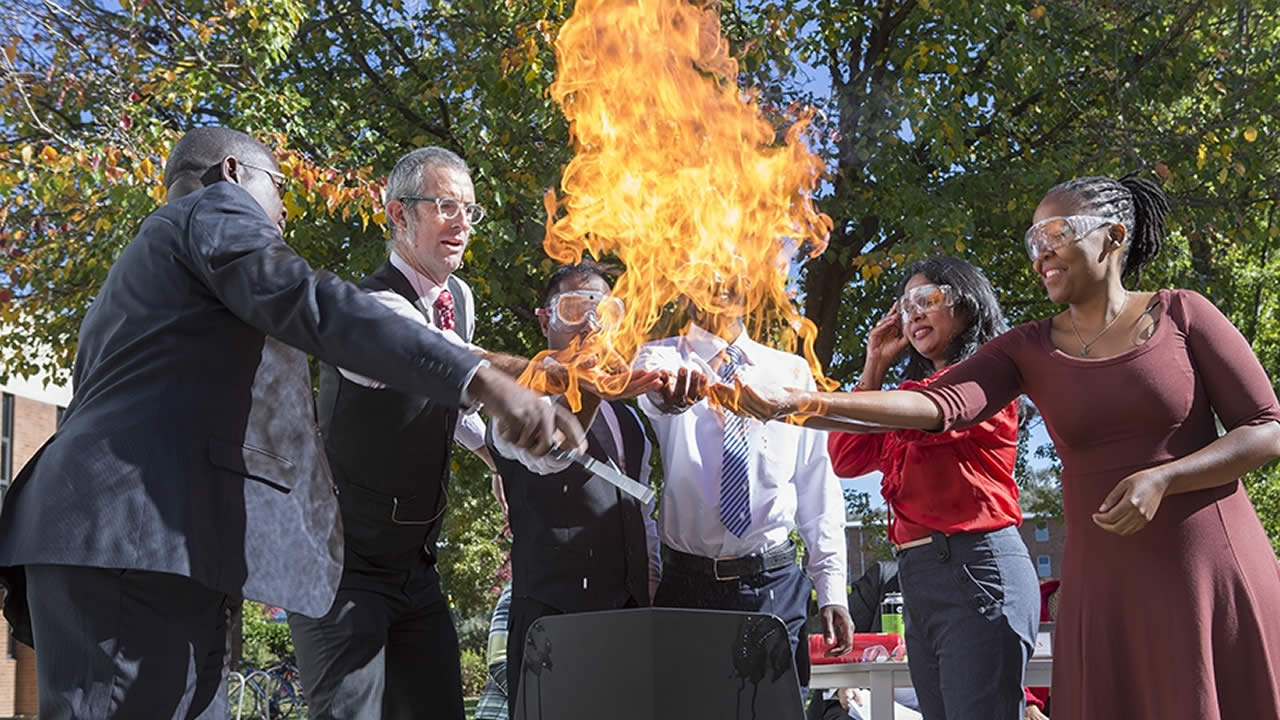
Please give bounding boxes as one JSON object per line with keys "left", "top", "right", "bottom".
{"left": 1069, "top": 292, "right": 1131, "bottom": 356}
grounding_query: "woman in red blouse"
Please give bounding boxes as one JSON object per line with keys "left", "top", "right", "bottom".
{"left": 829, "top": 255, "right": 1040, "bottom": 720}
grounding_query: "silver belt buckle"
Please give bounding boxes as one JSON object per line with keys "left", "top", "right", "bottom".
{"left": 713, "top": 557, "right": 740, "bottom": 581}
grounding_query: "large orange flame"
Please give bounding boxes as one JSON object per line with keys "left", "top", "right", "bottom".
{"left": 528, "top": 0, "right": 836, "bottom": 405}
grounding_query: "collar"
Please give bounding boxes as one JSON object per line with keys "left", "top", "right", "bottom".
{"left": 390, "top": 251, "right": 449, "bottom": 306}
{"left": 684, "top": 322, "right": 758, "bottom": 366}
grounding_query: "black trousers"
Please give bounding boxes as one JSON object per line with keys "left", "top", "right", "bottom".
{"left": 287, "top": 562, "right": 463, "bottom": 720}
{"left": 654, "top": 559, "right": 812, "bottom": 689}
{"left": 25, "top": 564, "right": 234, "bottom": 720}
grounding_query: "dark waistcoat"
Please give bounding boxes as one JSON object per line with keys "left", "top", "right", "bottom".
{"left": 316, "top": 262, "right": 470, "bottom": 571}
{"left": 494, "top": 401, "right": 651, "bottom": 612}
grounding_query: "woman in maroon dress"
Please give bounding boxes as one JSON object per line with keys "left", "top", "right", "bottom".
{"left": 722, "top": 176, "right": 1280, "bottom": 719}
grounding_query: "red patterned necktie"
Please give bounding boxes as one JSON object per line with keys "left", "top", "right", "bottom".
{"left": 434, "top": 289, "right": 456, "bottom": 331}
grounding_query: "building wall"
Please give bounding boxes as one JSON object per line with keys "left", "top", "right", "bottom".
{"left": 1018, "top": 514, "right": 1068, "bottom": 582}
{"left": 0, "top": 388, "right": 66, "bottom": 718}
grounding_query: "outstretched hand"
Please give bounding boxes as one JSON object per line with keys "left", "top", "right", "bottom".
{"left": 652, "top": 367, "right": 710, "bottom": 413}
{"left": 469, "top": 365, "right": 587, "bottom": 457}
{"left": 581, "top": 368, "right": 666, "bottom": 401}
{"left": 708, "top": 379, "right": 803, "bottom": 422}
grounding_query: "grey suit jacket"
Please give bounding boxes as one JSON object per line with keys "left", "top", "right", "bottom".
{"left": 0, "top": 182, "right": 481, "bottom": 644}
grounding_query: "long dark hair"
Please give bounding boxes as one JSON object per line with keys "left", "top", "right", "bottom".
{"left": 1045, "top": 175, "right": 1171, "bottom": 279}
{"left": 898, "top": 255, "right": 1009, "bottom": 381}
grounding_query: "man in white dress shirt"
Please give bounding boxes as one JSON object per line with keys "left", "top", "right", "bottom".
{"left": 633, "top": 290, "right": 854, "bottom": 694}
{"left": 288, "top": 147, "right": 531, "bottom": 720}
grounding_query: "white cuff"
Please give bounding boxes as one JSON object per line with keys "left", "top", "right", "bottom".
{"left": 488, "top": 396, "right": 574, "bottom": 475}
{"left": 813, "top": 572, "right": 849, "bottom": 612}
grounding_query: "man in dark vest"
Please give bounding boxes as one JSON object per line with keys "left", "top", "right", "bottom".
{"left": 487, "top": 261, "right": 662, "bottom": 720}
{"left": 0, "top": 128, "right": 579, "bottom": 720}
{"left": 287, "top": 146, "right": 538, "bottom": 719}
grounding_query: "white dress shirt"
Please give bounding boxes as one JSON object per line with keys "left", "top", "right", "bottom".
{"left": 338, "top": 252, "right": 487, "bottom": 451}
{"left": 633, "top": 323, "right": 848, "bottom": 610}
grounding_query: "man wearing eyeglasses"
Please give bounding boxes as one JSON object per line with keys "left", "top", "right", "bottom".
{"left": 0, "top": 128, "right": 582, "bottom": 720}
{"left": 486, "top": 260, "right": 662, "bottom": 719}
{"left": 287, "top": 146, "right": 534, "bottom": 720}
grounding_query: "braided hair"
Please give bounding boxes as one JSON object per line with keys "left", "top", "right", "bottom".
{"left": 897, "top": 255, "right": 1009, "bottom": 381}
{"left": 1046, "top": 175, "right": 1171, "bottom": 279}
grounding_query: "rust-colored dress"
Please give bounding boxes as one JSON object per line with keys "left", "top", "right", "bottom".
{"left": 917, "top": 289, "right": 1280, "bottom": 719}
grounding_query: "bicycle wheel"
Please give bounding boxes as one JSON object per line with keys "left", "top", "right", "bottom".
{"left": 260, "top": 671, "right": 304, "bottom": 719}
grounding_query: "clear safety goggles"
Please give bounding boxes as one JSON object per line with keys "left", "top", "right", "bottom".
{"left": 899, "top": 283, "right": 956, "bottom": 321}
{"left": 535, "top": 290, "right": 625, "bottom": 332}
{"left": 1023, "top": 215, "right": 1116, "bottom": 261}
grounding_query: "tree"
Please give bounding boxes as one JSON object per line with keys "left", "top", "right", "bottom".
{"left": 4, "top": 0, "right": 1280, "bottom": 629}
{"left": 721, "top": 0, "right": 1280, "bottom": 385}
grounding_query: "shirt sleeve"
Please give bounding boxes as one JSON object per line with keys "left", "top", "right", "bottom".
{"left": 453, "top": 412, "right": 487, "bottom": 452}
{"left": 827, "top": 430, "right": 886, "bottom": 478}
{"left": 792, "top": 366, "right": 849, "bottom": 610}
{"left": 1176, "top": 289, "right": 1280, "bottom": 429}
{"left": 337, "top": 289, "right": 483, "bottom": 396}
{"left": 912, "top": 328, "right": 1028, "bottom": 433}
{"left": 184, "top": 184, "right": 481, "bottom": 405}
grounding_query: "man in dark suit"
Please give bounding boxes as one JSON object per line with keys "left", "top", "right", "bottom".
{"left": 486, "top": 260, "right": 661, "bottom": 720}
{"left": 0, "top": 127, "right": 581, "bottom": 720}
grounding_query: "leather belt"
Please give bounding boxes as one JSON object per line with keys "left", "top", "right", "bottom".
{"left": 662, "top": 542, "right": 796, "bottom": 581}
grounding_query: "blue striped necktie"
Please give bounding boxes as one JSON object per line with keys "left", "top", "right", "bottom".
{"left": 718, "top": 344, "right": 752, "bottom": 537}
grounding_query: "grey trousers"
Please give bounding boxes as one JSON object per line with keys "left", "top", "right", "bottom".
{"left": 25, "top": 564, "right": 233, "bottom": 720}
{"left": 896, "top": 527, "right": 1039, "bottom": 720}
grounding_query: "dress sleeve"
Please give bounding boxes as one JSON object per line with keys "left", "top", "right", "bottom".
{"left": 912, "top": 327, "right": 1029, "bottom": 432}
{"left": 1175, "top": 290, "right": 1280, "bottom": 429}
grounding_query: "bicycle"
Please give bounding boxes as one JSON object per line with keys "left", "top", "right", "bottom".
{"left": 227, "top": 662, "right": 306, "bottom": 719}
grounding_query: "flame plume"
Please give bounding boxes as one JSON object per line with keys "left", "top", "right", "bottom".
{"left": 529, "top": 0, "right": 836, "bottom": 404}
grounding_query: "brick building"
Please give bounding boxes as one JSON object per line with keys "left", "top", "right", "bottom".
{"left": 845, "top": 512, "right": 1066, "bottom": 587}
{"left": 0, "top": 373, "right": 71, "bottom": 719}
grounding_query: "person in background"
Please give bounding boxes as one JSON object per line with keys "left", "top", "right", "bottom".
{"left": 806, "top": 560, "right": 922, "bottom": 720}
{"left": 473, "top": 582, "right": 513, "bottom": 720}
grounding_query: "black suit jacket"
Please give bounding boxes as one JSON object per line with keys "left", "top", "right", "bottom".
{"left": 0, "top": 182, "right": 481, "bottom": 644}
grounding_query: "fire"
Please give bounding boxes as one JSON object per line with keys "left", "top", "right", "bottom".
{"left": 526, "top": 0, "right": 836, "bottom": 405}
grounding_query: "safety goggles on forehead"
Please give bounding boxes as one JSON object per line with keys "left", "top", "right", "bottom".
{"left": 899, "top": 283, "right": 956, "bottom": 320}
{"left": 535, "top": 290, "right": 625, "bottom": 332}
{"left": 1023, "top": 215, "right": 1116, "bottom": 261}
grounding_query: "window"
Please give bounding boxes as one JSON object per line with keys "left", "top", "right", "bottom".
{"left": 1034, "top": 522, "right": 1050, "bottom": 543}
{"left": 1037, "top": 555, "right": 1052, "bottom": 578}
{"left": 0, "top": 393, "right": 13, "bottom": 505}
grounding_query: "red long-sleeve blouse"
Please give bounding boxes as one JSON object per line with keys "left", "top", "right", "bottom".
{"left": 827, "top": 368, "right": 1022, "bottom": 546}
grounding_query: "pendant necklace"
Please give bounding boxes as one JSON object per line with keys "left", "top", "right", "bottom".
{"left": 1069, "top": 291, "right": 1130, "bottom": 357}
